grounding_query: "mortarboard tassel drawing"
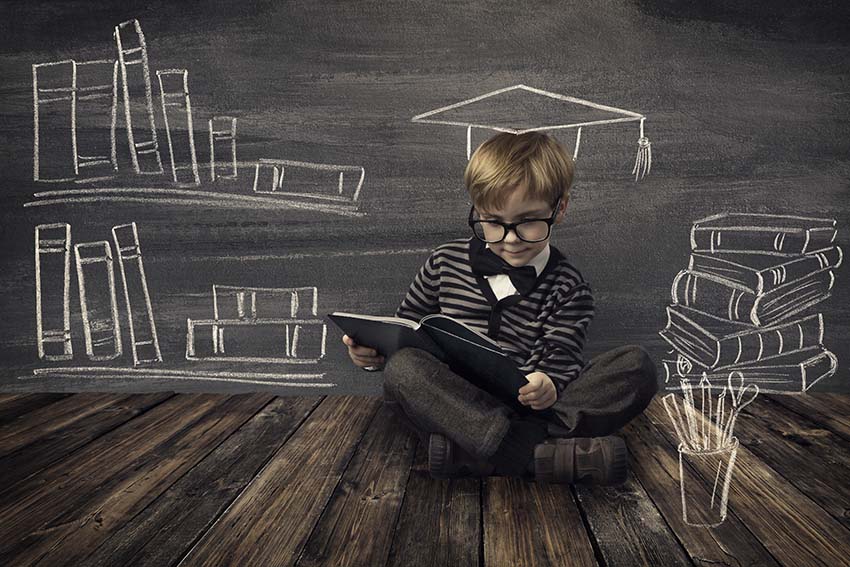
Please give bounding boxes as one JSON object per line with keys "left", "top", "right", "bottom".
{"left": 633, "top": 117, "right": 652, "bottom": 181}
{"left": 412, "top": 84, "right": 653, "bottom": 181}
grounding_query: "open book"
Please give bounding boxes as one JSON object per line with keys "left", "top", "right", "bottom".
{"left": 328, "top": 312, "right": 541, "bottom": 415}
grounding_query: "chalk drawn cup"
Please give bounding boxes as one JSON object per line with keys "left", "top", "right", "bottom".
{"left": 678, "top": 437, "right": 739, "bottom": 527}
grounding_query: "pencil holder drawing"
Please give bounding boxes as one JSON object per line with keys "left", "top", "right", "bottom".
{"left": 678, "top": 437, "right": 738, "bottom": 527}
{"left": 663, "top": 371, "right": 758, "bottom": 527}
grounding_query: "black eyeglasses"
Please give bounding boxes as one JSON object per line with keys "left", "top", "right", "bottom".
{"left": 468, "top": 198, "right": 561, "bottom": 243}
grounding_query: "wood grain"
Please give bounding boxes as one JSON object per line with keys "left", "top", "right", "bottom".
{"left": 77, "top": 396, "right": 322, "bottom": 567}
{"left": 484, "top": 476, "right": 598, "bottom": 567}
{"left": 645, "top": 399, "right": 850, "bottom": 567}
{"left": 176, "top": 395, "right": 381, "bottom": 567}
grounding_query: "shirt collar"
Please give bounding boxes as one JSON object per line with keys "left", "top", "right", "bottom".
{"left": 484, "top": 243, "right": 550, "bottom": 276}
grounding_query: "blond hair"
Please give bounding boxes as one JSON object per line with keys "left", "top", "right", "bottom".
{"left": 464, "top": 132, "right": 574, "bottom": 210}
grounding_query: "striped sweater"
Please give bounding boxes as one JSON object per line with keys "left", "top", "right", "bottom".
{"left": 395, "top": 237, "right": 595, "bottom": 393}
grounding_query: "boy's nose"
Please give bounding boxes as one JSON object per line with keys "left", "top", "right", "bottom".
{"left": 503, "top": 227, "right": 521, "bottom": 243}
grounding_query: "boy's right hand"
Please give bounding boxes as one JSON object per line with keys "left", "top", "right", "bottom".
{"left": 342, "top": 335, "right": 385, "bottom": 369}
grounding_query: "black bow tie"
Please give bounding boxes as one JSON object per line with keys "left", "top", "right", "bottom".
{"left": 470, "top": 244, "right": 538, "bottom": 296}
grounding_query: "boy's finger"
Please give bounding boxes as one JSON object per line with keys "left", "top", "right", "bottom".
{"left": 352, "top": 353, "right": 384, "bottom": 365}
{"left": 352, "top": 346, "right": 378, "bottom": 357}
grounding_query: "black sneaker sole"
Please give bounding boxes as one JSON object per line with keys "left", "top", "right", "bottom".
{"left": 534, "top": 436, "right": 628, "bottom": 485}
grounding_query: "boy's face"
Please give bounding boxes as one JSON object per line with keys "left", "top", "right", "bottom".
{"left": 475, "top": 187, "right": 567, "bottom": 267}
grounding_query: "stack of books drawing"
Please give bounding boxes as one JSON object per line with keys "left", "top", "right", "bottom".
{"left": 35, "top": 221, "right": 162, "bottom": 367}
{"left": 660, "top": 213, "right": 842, "bottom": 393}
{"left": 185, "top": 285, "right": 327, "bottom": 364}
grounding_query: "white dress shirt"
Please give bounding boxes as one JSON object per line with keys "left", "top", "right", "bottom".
{"left": 484, "top": 244, "right": 550, "bottom": 301}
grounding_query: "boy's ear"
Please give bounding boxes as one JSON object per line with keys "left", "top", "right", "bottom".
{"left": 555, "top": 194, "right": 569, "bottom": 222}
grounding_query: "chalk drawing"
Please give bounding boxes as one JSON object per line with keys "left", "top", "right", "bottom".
{"left": 74, "top": 241, "right": 122, "bottom": 361}
{"left": 412, "top": 84, "right": 652, "bottom": 179}
{"left": 74, "top": 59, "right": 119, "bottom": 182}
{"left": 35, "top": 223, "right": 73, "bottom": 360}
{"left": 213, "top": 285, "right": 318, "bottom": 320}
{"left": 209, "top": 116, "right": 237, "bottom": 180}
{"left": 187, "top": 284, "right": 328, "bottom": 364}
{"left": 114, "top": 19, "right": 163, "bottom": 175}
{"left": 112, "top": 222, "right": 163, "bottom": 366}
{"left": 186, "top": 318, "right": 327, "bottom": 363}
{"left": 661, "top": 212, "right": 840, "bottom": 393}
{"left": 32, "top": 60, "right": 77, "bottom": 182}
{"left": 253, "top": 158, "right": 365, "bottom": 203}
{"left": 25, "top": 185, "right": 365, "bottom": 216}
{"left": 157, "top": 69, "right": 200, "bottom": 185}
{"left": 25, "top": 367, "right": 333, "bottom": 388}
{"left": 662, "top": 371, "right": 759, "bottom": 527}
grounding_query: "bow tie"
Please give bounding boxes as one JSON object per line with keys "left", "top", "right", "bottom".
{"left": 470, "top": 244, "right": 538, "bottom": 296}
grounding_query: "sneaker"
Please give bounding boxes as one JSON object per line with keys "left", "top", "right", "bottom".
{"left": 533, "top": 436, "right": 628, "bottom": 485}
{"left": 428, "top": 433, "right": 495, "bottom": 479}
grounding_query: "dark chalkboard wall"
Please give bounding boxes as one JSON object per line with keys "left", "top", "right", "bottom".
{"left": 1, "top": 0, "right": 848, "bottom": 394}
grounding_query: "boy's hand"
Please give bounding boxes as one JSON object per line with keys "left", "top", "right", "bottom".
{"left": 518, "top": 372, "right": 557, "bottom": 410}
{"left": 342, "top": 335, "right": 385, "bottom": 369}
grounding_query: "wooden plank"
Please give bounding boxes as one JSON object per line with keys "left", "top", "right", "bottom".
{"left": 804, "top": 393, "right": 850, "bottom": 416}
{"left": 295, "top": 402, "right": 418, "bottom": 567}
{"left": 0, "top": 393, "right": 273, "bottom": 566}
{"left": 623, "top": 412, "right": 782, "bottom": 567}
{"left": 0, "top": 393, "right": 173, "bottom": 496}
{"left": 0, "top": 393, "right": 71, "bottom": 426}
{"left": 385, "top": 435, "right": 481, "bottom": 567}
{"left": 733, "top": 396, "right": 850, "bottom": 529}
{"left": 176, "top": 395, "right": 381, "bottom": 567}
{"left": 644, "top": 399, "right": 850, "bottom": 567}
{"left": 574, "top": 472, "right": 692, "bottom": 567}
{"left": 766, "top": 394, "right": 850, "bottom": 442}
{"left": 484, "top": 476, "right": 599, "bottom": 567}
{"left": 0, "top": 393, "right": 136, "bottom": 456}
{"left": 77, "top": 396, "right": 322, "bottom": 567}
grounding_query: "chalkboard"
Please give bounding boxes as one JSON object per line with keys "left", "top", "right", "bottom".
{"left": 1, "top": 1, "right": 848, "bottom": 396}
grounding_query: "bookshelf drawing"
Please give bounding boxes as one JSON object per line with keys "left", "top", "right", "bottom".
{"left": 209, "top": 116, "right": 237, "bottom": 181}
{"left": 74, "top": 241, "right": 123, "bottom": 361}
{"left": 187, "top": 285, "right": 327, "bottom": 364}
{"left": 157, "top": 69, "right": 200, "bottom": 185}
{"left": 112, "top": 222, "right": 163, "bottom": 366}
{"left": 660, "top": 213, "right": 842, "bottom": 393}
{"left": 114, "top": 19, "right": 163, "bottom": 175}
{"left": 27, "top": 19, "right": 366, "bottom": 216}
{"left": 35, "top": 223, "right": 73, "bottom": 360}
{"left": 411, "top": 83, "right": 652, "bottom": 180}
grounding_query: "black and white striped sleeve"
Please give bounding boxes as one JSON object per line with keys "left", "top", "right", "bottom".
{"left": 395, "top": 251, "right": 441, "bottom": 323}
{"left": 534, "top": 281, "right": 595, "bottom": 393}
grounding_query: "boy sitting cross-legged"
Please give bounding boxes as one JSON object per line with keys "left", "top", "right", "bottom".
{"left": 344, "top": 131, "right": 658, "bottom": 484}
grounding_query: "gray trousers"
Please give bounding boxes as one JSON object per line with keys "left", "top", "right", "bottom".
{"left": 382, "top": 345, "right": 659, "bottom": 459}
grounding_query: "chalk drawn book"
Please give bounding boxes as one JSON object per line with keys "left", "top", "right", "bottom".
{"left": 663, "top": 346, "right": 837, "bottom": 394}
{"left": 660, "top": 304, "right": 823, "bottom": 369}
{"left": 671, "top": 268, "right": 835, "bottom": 327}
{"left": 687, "top": 246, "right": 843, "bottom": 295}
{"left": 328, "top": 312, "right": 533, "bottom": 413}
{"left": 690, "top": 213, "right": 838, "bottom": 256}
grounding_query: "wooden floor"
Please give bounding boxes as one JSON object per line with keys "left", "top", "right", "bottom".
{"left": 0, "top": 392, "right": 849, "bottom": 567}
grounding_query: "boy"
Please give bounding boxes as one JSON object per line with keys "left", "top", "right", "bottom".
{"left": 344, "top": 132, "right": 658, "bottom": 484}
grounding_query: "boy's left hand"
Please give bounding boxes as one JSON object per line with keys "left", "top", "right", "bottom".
{"left": 518, "top": 372, "right": 557, "bottom": 410}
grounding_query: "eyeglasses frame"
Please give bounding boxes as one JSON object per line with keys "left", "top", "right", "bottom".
{"left": 467, "top": 197, "right": 563, "bottom": 244}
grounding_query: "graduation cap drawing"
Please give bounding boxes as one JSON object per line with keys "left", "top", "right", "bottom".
{"left": 411, "top": 84, "right": 652, "bottom": 181}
